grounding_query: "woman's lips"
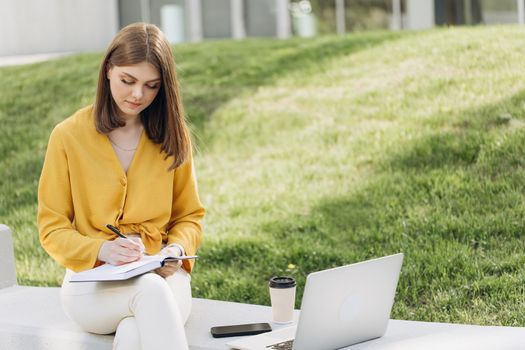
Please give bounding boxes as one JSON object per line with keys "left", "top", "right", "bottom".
{"left": 125, "top": 101, "right": 142, "bottom": 109}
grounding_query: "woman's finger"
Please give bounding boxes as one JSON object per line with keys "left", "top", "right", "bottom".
{"left": 111, "top": 241, "right": 142, "bottom": 261}
{"left": 116, "top": 237, "right": 142, "bottom": 252}
{"left": 165, "top": 261, "right": 181, "bottom": 268}
{"left": 161, "top": 246, "right": 182, "bottom": 257}
{"left": 110, "top": 250, "right": 140, "bottom": 264}
{"left": 155, "top": 261, "right": 180, "bottom": 277}
{"left": 128, "top": 236, "right": 146, "bottom": 253}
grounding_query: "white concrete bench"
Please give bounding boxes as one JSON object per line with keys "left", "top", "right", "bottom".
{"left": 0, "top": 224, "right": 17, "bottom": 290}
{"left": 1, "top": 224, "right": 524, "bottom": 349}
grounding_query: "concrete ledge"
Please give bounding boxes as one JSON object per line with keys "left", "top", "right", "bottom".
{"left": 2, "top": 285, "right": 525, "bottom": 349}
{"left": 0, "top": 286, "right": 110, "bottom": 350}
{"left": 0, "top": 224, "right": 17, "bottom": 289}
{"left": 0, "top": 285, "right": 293, "bottom": 350}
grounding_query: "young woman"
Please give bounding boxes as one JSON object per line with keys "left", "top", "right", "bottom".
{"left": 37, "top": 23, "right": 205, "bottom": 349}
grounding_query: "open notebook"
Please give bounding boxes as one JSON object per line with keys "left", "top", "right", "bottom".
{"left": 69, "top": 255, "right": 198, "bottom": 282}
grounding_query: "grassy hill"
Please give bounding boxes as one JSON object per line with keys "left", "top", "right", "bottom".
{"left": 1, "top": 26, "right": 525, "bottom": 326}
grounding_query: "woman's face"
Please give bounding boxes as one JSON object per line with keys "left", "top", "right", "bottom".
{"left": 107, "top": 61, "right": 161, "bottom": 120}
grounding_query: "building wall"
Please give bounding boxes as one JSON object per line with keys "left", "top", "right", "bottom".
{"left": 119, "top": 0, "right": 189, "bottom": 43}
{"left": 0, "top": 0, "right": 118, "bottom": 56}
{"left": 246, "top": 0, "right": 277, "bottom": 37}
{"left": 0, "top": 0, "right": 289, "bottom": 56}
{"left": 118, "top": 0, "right": 282, "bottom": 42}
{"left": 481, "top": 0, "right": 518, "bottom": 24}
{"left": 406, "top": 0, "right": 435, "bottom": 29}
{"left": 202, "top": 0, "right": 232, "bottom": 39}
{"left": 119, "top": 0, "right": 143, "bottom": 27}
{"left": 152, "top": 0, "right": 187, "bottom": 43}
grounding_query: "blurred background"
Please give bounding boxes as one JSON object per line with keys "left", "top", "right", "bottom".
{"left": 1, "top": 0, "right": 524, "bottom": 57}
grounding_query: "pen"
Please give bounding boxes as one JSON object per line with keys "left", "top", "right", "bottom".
{"left": 106, "top": 224, "right": 128, "bottom": 239}
{"left": 106, "top": 224, "right": 145, "bottom": 255}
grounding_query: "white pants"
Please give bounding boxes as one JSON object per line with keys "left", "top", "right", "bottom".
{"left": 61, "top": 268, "right": 192, "bottom": 350}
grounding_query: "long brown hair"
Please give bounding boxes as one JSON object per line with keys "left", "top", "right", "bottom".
{"left": 93, "top": 22, "right": 190, "bottom": 170}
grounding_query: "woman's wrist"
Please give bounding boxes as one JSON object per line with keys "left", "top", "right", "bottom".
{"left": 97, "top": 241, "right": 111, "bottom": 263}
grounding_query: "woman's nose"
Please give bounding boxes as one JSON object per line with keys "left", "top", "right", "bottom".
{"left": 131, "top": 86, "right": 143, "bottom": 100}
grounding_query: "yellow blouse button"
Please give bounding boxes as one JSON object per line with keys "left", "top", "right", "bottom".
{"left": 120, "top": 178, "right": 127, "bottom": 186}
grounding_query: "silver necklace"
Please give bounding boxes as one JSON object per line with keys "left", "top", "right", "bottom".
{"left": 108, "top": 125, "right": 143, "bottom": 152}
{"left": 109, "top": 138, "right": 137, "bottom": 152}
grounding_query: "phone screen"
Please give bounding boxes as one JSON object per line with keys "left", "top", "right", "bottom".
{"left": 210, "top": 323, "right": 272, "bottom": 338}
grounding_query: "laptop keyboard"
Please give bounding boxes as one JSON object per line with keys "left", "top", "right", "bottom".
{"left": 266, "top": 340, "right": 294, "bottom": 350}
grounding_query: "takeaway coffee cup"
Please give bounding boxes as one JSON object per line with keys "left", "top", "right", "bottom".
{"left": 268, "top": 276, "right": 296, "bottom": 324}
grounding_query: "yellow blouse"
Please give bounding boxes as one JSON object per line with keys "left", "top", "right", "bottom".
{"left": 37, "top": 105, "right": 205, "bottom": 273}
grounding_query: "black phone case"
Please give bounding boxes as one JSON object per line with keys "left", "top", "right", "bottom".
{"left": 210, "top": 323, "right": 272, "bottom": 338}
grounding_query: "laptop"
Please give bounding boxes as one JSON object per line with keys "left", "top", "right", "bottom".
{"left": 227, "top": 253, "right": 404, "bottom": 350}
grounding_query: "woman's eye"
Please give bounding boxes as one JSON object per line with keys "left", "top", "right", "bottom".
{"left": 121, "top": 79, "right": 133, "bottom": 85}
{"left": 147, "top": 84, "right": 159, "bottom": 89}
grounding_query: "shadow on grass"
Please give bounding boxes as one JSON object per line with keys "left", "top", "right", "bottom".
{"left": 177, "top": 31, "right": 406, "bottom": 135}
{"left": 384, "top": 89, "right": 525, "bottom": 172}
{"left": 195, "top": 88, "right": 525, "bottom": 321}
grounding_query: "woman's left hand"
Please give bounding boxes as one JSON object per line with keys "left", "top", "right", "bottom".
{"left": 154, "top": 260, "right": 182, "bottom": 278}
{"left": 154, "top": 244, "right": 183, "bottom": 278}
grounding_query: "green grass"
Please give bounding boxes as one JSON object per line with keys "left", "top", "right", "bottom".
{"left": 2, "top": 26, "right": 525, "bottom": 326}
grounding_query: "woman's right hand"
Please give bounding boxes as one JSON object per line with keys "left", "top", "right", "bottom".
{"left": 98, "top": 238, "right": 143, "bottom": 265}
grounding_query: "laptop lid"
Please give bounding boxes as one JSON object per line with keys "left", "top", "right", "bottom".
{"left": 292, "top": 253, "right": 404, "bottom": 350}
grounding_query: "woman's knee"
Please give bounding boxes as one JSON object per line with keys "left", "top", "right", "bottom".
{"left": 131, "top": 273, "right": 174, "bottom": 306}
{"left": 134, "top": 273, "right": 169, "bottom": 293}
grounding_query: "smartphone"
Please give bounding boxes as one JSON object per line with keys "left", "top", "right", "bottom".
{"left": 210, "top": 322, "right": 272, "bottom": 338}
